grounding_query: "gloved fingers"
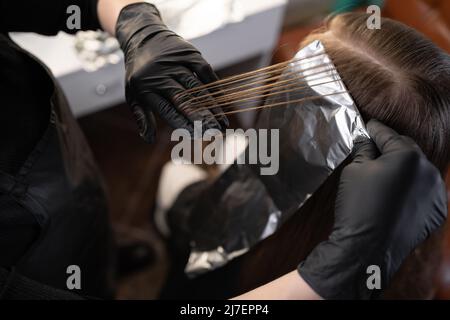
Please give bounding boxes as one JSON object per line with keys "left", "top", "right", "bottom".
{"left": 138, "top": 92, "right": 194, "bottom": 135}
{"left": 130, "top": 103, "right": 157, "bottom": 144}
{"left": 367, "top": 119, "right": 422, "bottom": 155}
{"left": 189, "top": 60, "right": 219, "bottom": 85}
{"left": 351, "top": 138, "right": 378, "bottom": 164}
{"left": 177, "top": 73, "right": 229, "bottom": 129}
{"left": 160, "top": 76, "right": 222, "bottom": 132}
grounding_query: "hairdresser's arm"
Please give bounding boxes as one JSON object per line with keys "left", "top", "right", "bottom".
{"left": 97, "top": 0, "right": 139, "bottom": 35}
{"left": 0, "top": 0, "right": 137, "bottom": 35}
{"left": 1, "top": 0, "right": 227, "bottom": 142}
{"left": 102, "top": 1, "right": 228, "bottom": 143}
{"left": 232, "top": 270, "right": 322, "bottom": 300}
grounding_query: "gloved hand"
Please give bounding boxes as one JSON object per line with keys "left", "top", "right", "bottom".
{"left": 116, "top": 3, "right": 228, "bottom": 143}
{"left": 298, "top": 119, "right": 448, "bottom": 299}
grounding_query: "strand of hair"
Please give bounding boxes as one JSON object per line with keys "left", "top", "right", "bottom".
{"left": 184, "top": 78, "right": 342, "bottom": 114}
{"left": 185, "top": 68, "right": 341, "bottom": 108}
{"left": 179, "top": 62, "right": 338, "bottom": 107}
{"left": 200, "top": 91, "right": 349, "bottom": 118}
{"left": 176, "top": 51, "right": 328, "bottom": 98}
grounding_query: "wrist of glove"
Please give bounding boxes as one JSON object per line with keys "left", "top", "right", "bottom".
{"left": 116, "top": 3, "right": 228, "bottom": 143}
{"left": 115, "top": 3, "right": 163, "bottom": 51}
{"left": 298, "top": 119, "right": 447, "bottom": 300}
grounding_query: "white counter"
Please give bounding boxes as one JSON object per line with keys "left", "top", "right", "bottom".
{"left": 11, "top": 0, "right": 287, "bottom": 117}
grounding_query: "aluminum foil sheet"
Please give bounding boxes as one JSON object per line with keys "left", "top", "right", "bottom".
{"left": 180, "top": 40, "right": 370, "bottom": 276}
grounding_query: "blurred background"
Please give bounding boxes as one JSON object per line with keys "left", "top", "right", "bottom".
{"left": 10, "top": 0, "right": 450, "bottom": 299}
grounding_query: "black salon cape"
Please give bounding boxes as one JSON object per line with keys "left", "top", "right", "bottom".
{"left": 0, "top": 0, "right": 104, "bottom": 300}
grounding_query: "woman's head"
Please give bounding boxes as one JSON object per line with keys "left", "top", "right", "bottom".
{"left": 302, "top": 12, "right": 450, "bottom": 174}
{"left": 228, "top": 13, "right": 450, "bottom": 299}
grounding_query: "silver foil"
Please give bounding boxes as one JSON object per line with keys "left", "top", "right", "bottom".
{"left": 183, "top": 40, "right": 369, "bottom": 276}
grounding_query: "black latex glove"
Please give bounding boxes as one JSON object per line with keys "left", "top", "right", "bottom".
{"left": 298, "top": 119, "right": 448, "bottom": 300}
{"left": 116, "top": 3, "right": 228, "bottom": 143}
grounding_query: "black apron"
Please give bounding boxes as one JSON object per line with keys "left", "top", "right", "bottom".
{"left": 0, "top": 35, "right": 115, "bottom": 298}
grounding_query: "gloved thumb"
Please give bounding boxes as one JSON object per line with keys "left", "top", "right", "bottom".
{"left": 367, "top": 119, "right": 421, "bottom": 155}
{"left": 131, "top": 104, "right": 157, "bottom": 144}
{"left": 352, "top": 138, "right": 378, "bottom": 164}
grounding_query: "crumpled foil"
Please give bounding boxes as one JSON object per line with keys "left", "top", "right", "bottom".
{"left": 183, "top": 40, "right": 370, "bottom": 276}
